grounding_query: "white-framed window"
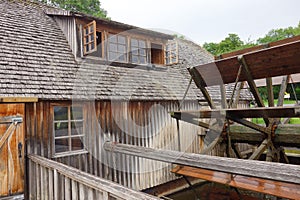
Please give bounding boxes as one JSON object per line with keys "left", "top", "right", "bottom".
{"left": 83, "top": 20, "right": 97, "bottom": 55}
{"left": 108, "top": 34, "right": 127, "bottom": 62}
{"left": 165, "top": 41, "right": 178, "bottom": 65}
{"left": 53, "top": 105, "right": 86, "bottom": 157}
{"left": 130, "top": 38, "right": 147, "bottom": 64}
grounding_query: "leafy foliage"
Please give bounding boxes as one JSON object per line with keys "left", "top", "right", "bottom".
{"left": 203, "top": 21, "right": 300, "bottom": 56}
{"left": 36, "top": 0, "right": 108, "bottom": 19}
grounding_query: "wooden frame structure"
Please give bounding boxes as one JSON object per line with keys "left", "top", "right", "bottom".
{"left": 105, "top": 36, "right": 300, "bottom": 198}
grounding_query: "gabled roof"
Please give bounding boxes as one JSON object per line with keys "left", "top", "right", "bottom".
{"left": 0, "top": 0, "right": 251, "bottom": 102}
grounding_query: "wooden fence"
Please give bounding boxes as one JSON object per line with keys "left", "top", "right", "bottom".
{"left": 27, "top": 154, "right": 160, "bottom": 200}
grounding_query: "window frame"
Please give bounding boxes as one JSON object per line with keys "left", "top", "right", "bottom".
{"left": 165, "top": 41, "right": 178, "bottom": 65}
{"left": 83, "top": 20, "right": 97, "bottom": 55}
{"left": 107, "top": 33, "right": 128, "bottom": 63}
{"left": 130, "top": 38, "right": 147, "bottom": 65}
{"left": 51, "top": 103, "right": 88, "bottom": 158}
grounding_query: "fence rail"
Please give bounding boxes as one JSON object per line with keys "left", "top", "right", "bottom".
{"left": 27, "top": 154, "right": 160, "bottom": 200}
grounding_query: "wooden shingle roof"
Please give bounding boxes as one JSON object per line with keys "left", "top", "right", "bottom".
{"left": 0, "top": 0, "right": 252, "bottom": 101}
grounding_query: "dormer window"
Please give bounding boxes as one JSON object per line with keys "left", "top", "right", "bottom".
{"left": 108, "top": 34, "right": 127, "bottom": 62}
{"left": 130, "top": 38, "right": 147, "bottom": 64}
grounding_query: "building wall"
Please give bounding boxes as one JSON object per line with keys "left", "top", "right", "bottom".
{"left": 25, "top": 100, "right": 202, "bottom": 190}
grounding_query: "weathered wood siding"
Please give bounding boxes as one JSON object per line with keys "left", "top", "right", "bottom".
{"left": 0, "top": 104, "right": 24, "bottom": 197}
{"left": 53, "top": 16, "right": 78, "bottom": 57}
{"left": 25, "top": 100, "right": 201, "bottom": 191}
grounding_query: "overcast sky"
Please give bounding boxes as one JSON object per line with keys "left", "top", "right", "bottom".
{"left": 101, "top": 0, "right": 300, "bottom": 45}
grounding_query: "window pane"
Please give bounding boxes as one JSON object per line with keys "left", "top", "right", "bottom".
{"left": 71, "top": 107, "right": 83, "bottom": 120}
{"left": 86, "top": 44, "right": 89, "bottom": 52}
{"left": 140, "top": 56, "right": 146, "bottom": 64}
{"left": 89, "top": 25, "right": 94, "bottom": 33}
{"left": 85, "top": 36, "right": 89, "bottom": 44}
{"left": 55, "top": 138, "right": 69, "bottom": 153}
{"left": 132, "top": 55, "right": 139, "bottom": 63}
{"left": 118, "top": 36, "right": 126, "bottom": 44}
{"left": 54, "top": 106, "right": 68, "bottom": 120}
{"left": 90, "top": 43, "right": 94, "bottom": 50}
{"left": 118, "top": 44, "right": 126, "bottom": 53}
{"left": 54, "top": 122, "right": 68, "bottom": 137}
{"left": 108, "top": 35, "right": 117, "bottom": 43}
{"left": 90, "top": 34, "right": 94, "bottom": 42}
{"left": 139, "top": 40, "right": 146, "bottom": 48}
{"left": 139, "top": 49, "right": 146, "bottom": 56}
{"left": 131, "top": 39, "right": 138, "bottom": 46}
{"left": 132, "top": 49, "right": 138, "bottom": 55}
{"left": 118, "top": 54, "right": 126, "bottom": 62}
{"left": 71, "top": 121, "right": 83, "bottom": 135}
{"left": 109, "top": 43, "right": 117, "bottom": 52}
{"left": 71, "top": 137, "right": 84, "bottom": 151}
{"left": 85, "top": 28, "right": 88, "bottom": 35}
{"left": 109, "top": 52, "right": 118, "bottom": 61}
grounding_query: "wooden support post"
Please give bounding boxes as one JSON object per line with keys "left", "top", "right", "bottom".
{"left": 189, "top": 67, "right": 216, "bottom": 109}
{"left": 104, "top": 142, "right": 300, "bottom": 184}
{"left": 200, "top": 137, "right": 223, "bottom": 155}
{"left": 249, "top": 139, "right": 269, "bottom": 160}
{"left": 266, "top": 78, "right": 274, "bottom": 107}
{"left": 238, "top": 55, "right": 269, "bottom": 125}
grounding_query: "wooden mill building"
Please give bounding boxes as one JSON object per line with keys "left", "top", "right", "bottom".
{"left": 0, "top": 0, "right": 254, "bottom": 199}
{"left": 2, "top": 0, "right": 300, "bottom": 200}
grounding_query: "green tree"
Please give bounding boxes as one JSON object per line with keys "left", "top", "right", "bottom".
{"left": 37, "top": 0, "right": 108, "bottom": 19}
{"left": 203, "top": 34, "right": 254, "bottom": 56}
{"left": 203, "top": 21, "right": 300, "bottom": 56}
{"left": 257, "top": 22, "right": 300, "bottom": 44}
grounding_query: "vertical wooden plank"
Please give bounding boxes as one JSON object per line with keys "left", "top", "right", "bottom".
{"left": 53, "top": 169, "right": 58, "bottom": 200}
{"left": 65, "top": 177, "right": 71, "bottom": 200}
{"left": 103, "top": 191, "right": 109, "bottom": 200}
{"left": 40, "top": 165, "right": 45, "bottom": 200}
{"left": 48, "top": 168, "right": 53, "bottom": 200}
{"left": 79, "top": 183, "right": 85, "bottom": 200}
{"left": 87, "top": 187, "right": 93, "bottom": 200}
{"left": 266, "top": 78, "right": 274, "bottom": 107}
{"left": 71, "top": 179, "right": 78, "bottom": 200}
{"left": 36, "top": 164, "right": 40, "bottom": 199}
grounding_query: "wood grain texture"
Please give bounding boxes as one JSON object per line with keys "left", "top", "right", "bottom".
{"left": 0, "top": 104, "right": 24, "bottom": 197}
{"left": 172, "top": 165, "right": 300, "bottom": 199}
{"left": 28, "top": 154, "right": 161, "bottom": 200}
{"left": 104, "top": 142, "right": 300, "bottom": 184}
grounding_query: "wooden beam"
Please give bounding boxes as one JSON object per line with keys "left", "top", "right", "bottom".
{"left": 188, "top": 67, "right": 216, "bottom": 109}
{"left": 0, "top": 123, "right": 16, "bottom": 150}
{"left": 170, "top": 112, "right": 210, "bottom": 129}
{"left": 28, "top": 154, "right": 160, "bottom": 200}
{"left": 277, "top": 76, "right": 289, "bottom": 107}
{"left": 193, "top": 39, "right": 300, "bottom": 86}
{"left": 266, "top": 78, "right": 274, "bottom": 107}
{"left": 104, "top": 142, "right": 300, "bottom": 184}
{"left": 249, "top": 139, "right": 269, "bottom": 160}
{"left": 0, "top": 97, "right": 38, "bottom": 103}
{"left": 238, "top": 55, "right": 269, "bottom": 125}
{"left": 171, "top": 106, "right": 300, "bottom": 119}
{"left": 229, "top": 125, "right": 300, "bottom": 147}
{"left": 171, "top": 165, "right": 300, "bottom": 200}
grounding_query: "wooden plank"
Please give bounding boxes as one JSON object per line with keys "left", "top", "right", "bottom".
{"left": 171, "top": 106, "right": 300, "bottom": 119}
{"left": 230, "top": 125, "right": 300, "bottom": 147}
{"left": 0, "top": 97, "right": 38, "bottom": 103}
{"left": 28, "top": 154, "right": 160, "bottom": 200}
{"left": 192, "top": 39, "right": 300, "bottom": 86}
{"left": 249, "top": 139, "right": 269, "bottom": 160}
{"left": 266, "top": 78, "right": 274, "bottom": 107}
{"left": 104, "top": 142, "right": 300, "bottom": 184}
{"left": 171, "top": 165, "right": 300, "bottom": 200}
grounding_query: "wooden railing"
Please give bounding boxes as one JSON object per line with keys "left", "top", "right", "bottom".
{"left": 27, "top": 154, "right": 161, "bottom": 200}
